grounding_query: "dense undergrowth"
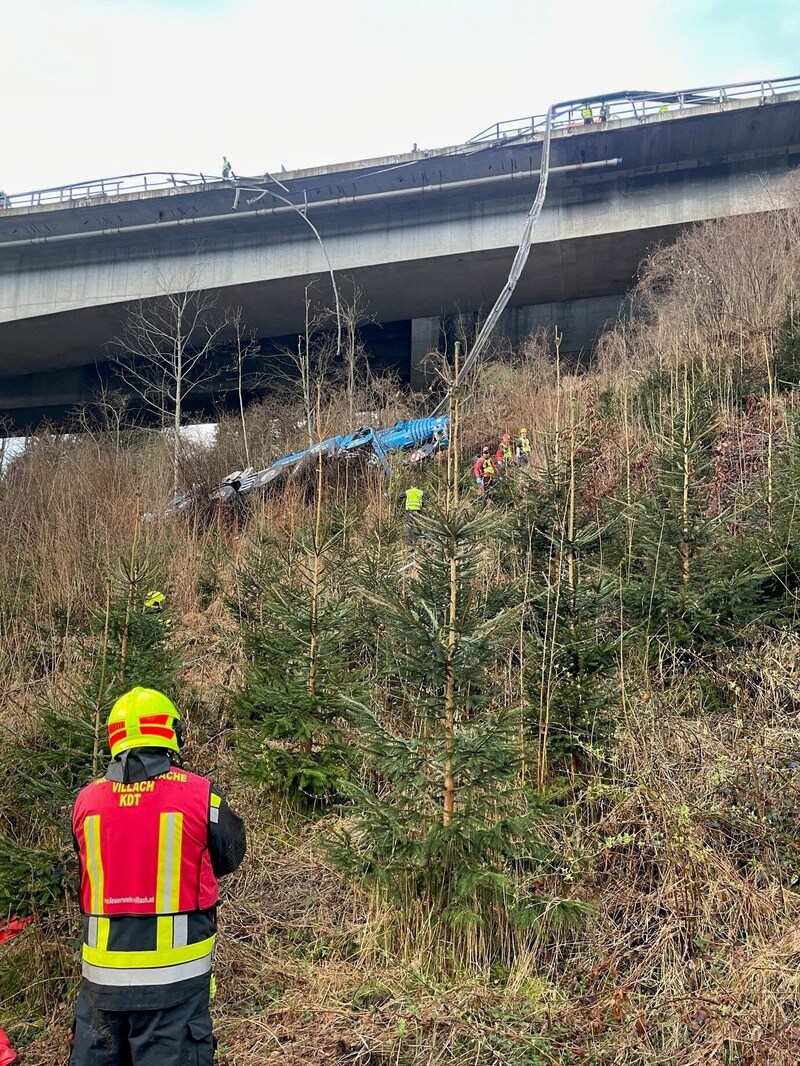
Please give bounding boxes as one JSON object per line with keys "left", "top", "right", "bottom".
{"left": 3, "top": 200, "right": 800, "bottom": 1064}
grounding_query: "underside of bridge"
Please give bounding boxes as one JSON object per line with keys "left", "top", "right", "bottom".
{"left": 0, "top": 223, "right": 672, "bottom": 428}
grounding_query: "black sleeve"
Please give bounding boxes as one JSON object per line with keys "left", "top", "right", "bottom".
{"left": 207, "top": 783, "right": 247, "bottom": 878}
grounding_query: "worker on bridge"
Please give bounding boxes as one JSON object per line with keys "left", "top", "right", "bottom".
{"left": 221, "top": 156, "right": 236, "bottom": 181}
{"left": 70, "top": 687, "right": 246, "bottom": 1066}
{"left": 581, "top": 103, "right": 593, "bottom": 125}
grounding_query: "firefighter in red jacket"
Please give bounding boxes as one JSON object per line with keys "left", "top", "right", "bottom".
{"left": 70, "top": 687, "right": 246, "bottom": 1065}
{"left": 473, "top": 446, "right": 496, "bottom": 495}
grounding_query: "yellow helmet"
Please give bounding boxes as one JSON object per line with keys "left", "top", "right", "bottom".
{"left": 107, "top": 687, "right": 182, "bottom": 758}
{"left": 520, "top": 427, "right": 528, "bottom": 435}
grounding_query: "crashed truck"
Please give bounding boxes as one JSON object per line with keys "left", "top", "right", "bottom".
{"left": 168, "top": 415, "right": 450, "bottom": 513}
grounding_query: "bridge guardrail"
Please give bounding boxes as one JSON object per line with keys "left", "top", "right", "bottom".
{"left": 1, "top": 172, "right": 220, "bottom": 211}
{"left": 467, "top": 75, "right": 800, "bottom": 144}
{"left": 3, "top": 76, "right": 799, "bottom": 213}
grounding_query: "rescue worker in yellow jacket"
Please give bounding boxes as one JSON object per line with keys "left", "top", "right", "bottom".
{"left": 70, "top": 687, "right": 246, "bottom": 1066}
{"left": 495, "top": 433, "right": 514, "bottom": 467}
{"left": 144, "top": 589, "right": 172, "bottom": 629}
{"left": 400, "top": 484, "right": 424, "bottom": 545}
{"left": 516, "top": 427, "right": 532, "bottom": 466}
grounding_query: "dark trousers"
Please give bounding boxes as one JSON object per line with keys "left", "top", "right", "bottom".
{"left": 404, "top": 513, "right": 420, "bottom": 545}
{"left": 70, "top": 985, "right": 215, "bottom": 1065}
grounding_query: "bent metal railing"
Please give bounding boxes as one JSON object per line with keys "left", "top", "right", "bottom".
{"left": 2, "top": 171, "right": 220, "bottom": 211}
{"left": 467, "top": 75, "right": 800, "bottom": 144}
{"left": 3, "top": 76, "right": 799, "bottom": 212}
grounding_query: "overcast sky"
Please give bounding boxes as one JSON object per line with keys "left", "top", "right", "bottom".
{"left": 2, "top": 0, "right": 799, "bottom": 194}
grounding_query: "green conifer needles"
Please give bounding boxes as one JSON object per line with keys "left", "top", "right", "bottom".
{"left": 332, "top": 505, "right": 551, "bottom": 946}
{"left": 233, "top": 528, "right": 358, "bottom": 809}
{"left": 0, "top": 557, "right": 178, "bottom": 915}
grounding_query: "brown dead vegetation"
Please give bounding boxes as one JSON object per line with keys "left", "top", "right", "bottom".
{"left": 5, "top": 188, "right": 800, "bottom": 1064}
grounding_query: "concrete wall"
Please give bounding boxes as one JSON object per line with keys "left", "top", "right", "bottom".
{"left": 496, "top": 295, "right": 624, "bottom": 352}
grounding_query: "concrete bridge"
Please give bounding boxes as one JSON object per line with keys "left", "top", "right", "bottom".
{"left": 1, "top": 77, "right": 799, "bottom": 427}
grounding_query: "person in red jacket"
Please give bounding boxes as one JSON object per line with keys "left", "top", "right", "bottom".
{"left": 473, "top": 447, "right": 496, "bottom": 495}
{"left": 70, "top": 687, "right": 246, "bottom": 1066}
{"left": 0, "top": 1026, "right": 16, "bottom": 1065}
{"left": 0, "top": 917, "right": 33, "bottom": 1064}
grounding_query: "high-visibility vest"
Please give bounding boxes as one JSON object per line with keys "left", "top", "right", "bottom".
{"left": 404, "top": 488, "right": 423, "bottom": 511}
{"left": 499, "top": 442, "right": 513, "bottom": 461}
{"left": 73, "top": 770, "right": 220, "bottom": 987}
{"left": 518, "top": 434, "right": 532, "bottom": 455}
{"left": 481, "top": 457, "right": 495, "bottom": 476}
{"left": 582, "top": 105, "right": 592, "bottom": 120}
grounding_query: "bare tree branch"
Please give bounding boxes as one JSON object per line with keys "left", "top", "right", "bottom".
{"left": 110, "top": 263, "right": 233, "bottom": 496}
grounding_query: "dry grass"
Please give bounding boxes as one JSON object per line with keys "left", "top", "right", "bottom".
{"left": 6, "top": 203, "right": 800, "bottom": 1063}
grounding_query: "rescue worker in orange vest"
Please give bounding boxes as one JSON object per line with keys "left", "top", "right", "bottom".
{"left": 473, "top": 446, "right": 496, "bottom": 495}
{"left": 70, "top": 687, "right": 246, "bottom": 1066}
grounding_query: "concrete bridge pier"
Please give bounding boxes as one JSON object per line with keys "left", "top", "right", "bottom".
{"left": 408, "top": 294, "right": 626, "bottom": 393}
{"left": 495, "top": 295, "right": 625, "bottom": 357}
{"left": 410, "top": 317, "right": 442, "bottom": 390}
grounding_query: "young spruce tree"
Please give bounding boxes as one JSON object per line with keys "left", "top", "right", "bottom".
{"left": 622, "top": 362, "right": 768, "bottom": 666}
{"left": 512, "top": 396, "right": 620, "bottom": 786}
{"left": 334, "top": 498, "right": 550, "bottom": 950}
{"left": 0, "top": 550, "right": 178, "bottom": 916}
{"left": 232, "top": 512, "right": 359, "bottom": 812}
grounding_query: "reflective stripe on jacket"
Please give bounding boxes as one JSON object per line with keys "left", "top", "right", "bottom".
{"left": 80, "top": 912, "right": 216, "bottom": 986}
{"left": 518, "top": 434, "right": 532, "bottom": 454}
{"left": 73, "top": 770, "right": 220, "bottom": 984}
